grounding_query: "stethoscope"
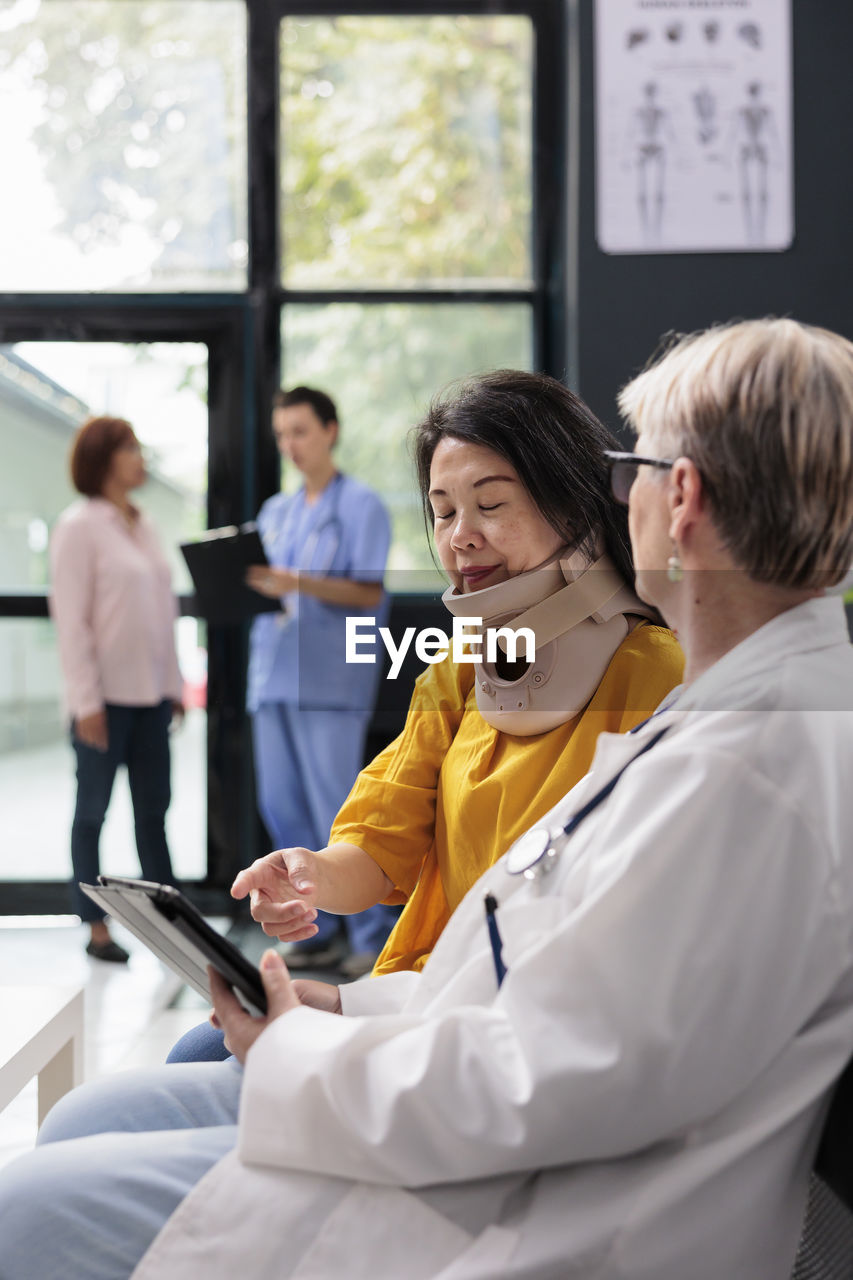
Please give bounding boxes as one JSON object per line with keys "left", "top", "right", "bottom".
{"left": 255, "top": 474, "right": 346, "bottom": 658}
{"left": 271, "top": 472, "right": 345, "bottom": 576}
{"left": 485, "top": 723, "right": 671, "bottom": 988}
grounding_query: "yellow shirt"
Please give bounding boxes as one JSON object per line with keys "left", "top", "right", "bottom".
{"left": 331, "top": 623, "right": 684, "bottom": 976}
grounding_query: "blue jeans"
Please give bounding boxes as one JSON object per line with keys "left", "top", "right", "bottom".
{"left": 0, "top": 1061, "right": 240, "bottom": 1280}
{"left": 167, "top": 1021, "right": 233, "bottom": 1064}
{"left": 71, "top": 700, "right": 176, "bottom": 922}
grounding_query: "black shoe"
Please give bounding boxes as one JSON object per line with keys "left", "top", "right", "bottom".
{"left": 281, "top": 941, "right": 347, "bottom": 971}
{"left": 86, "top": 938, "right": 130, "bottom": 964}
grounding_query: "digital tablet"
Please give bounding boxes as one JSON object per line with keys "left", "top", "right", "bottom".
{"left": 79, "top": 876, "right": 267, "bottom": 1015}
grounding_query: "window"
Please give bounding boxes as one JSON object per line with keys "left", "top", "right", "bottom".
{"left": 0, "top": 0, "right": 247, "bottom": 292}
{"left": 0, "top": 0, "right": 567, "bottom": 908}
{"left": 2, "top": 341, "right": 207, "bottom": 590}
{"left": 281, "top": 300, "right": 532, "bottom": 577}
{"left": 275, "top": 9, "right": 548, "bottom": 574}
{"left": 280, "top": 15, "right": 533, "bottom": 288}
{"left": 0, "top": 340, "right": 210, "bottom": 887}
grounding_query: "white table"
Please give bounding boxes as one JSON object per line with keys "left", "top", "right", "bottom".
{"left": 0, "top": 986, "right": 84, "bottom": 1126}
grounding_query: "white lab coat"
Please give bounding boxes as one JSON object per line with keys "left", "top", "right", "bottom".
{"left": 134, "top": 597, "right": 853, "bottom": 1280}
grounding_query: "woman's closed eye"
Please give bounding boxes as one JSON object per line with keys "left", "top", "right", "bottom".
{"left": 433, "top": 504, "right": 504, "bottom": 521}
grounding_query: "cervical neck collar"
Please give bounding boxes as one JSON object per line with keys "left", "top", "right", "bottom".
{"left": 442, "top": 546, "right": 655, "bottom": 735}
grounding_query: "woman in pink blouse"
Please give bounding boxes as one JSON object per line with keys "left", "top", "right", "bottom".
{"left": 50, "top": 416, "right": 184, "bottom": 963}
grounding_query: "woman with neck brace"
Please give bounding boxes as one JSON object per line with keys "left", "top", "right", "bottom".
{"left": 228, "top": 370, "right": 683, "bottom": 981}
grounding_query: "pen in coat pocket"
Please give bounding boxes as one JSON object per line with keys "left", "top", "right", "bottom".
{"left": 484, "top": 893, "right": 507, "bottom": 989}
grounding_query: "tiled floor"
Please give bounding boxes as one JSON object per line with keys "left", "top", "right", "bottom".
{"left": 0, "top": 915, "right": 230, "bottom": 1171}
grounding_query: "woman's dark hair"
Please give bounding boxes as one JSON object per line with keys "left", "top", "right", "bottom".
{"left": 272, "top": 385, "right": 338, "bottom": 429}
{"left": 413, "top": 369, "right": 634, "bottom": 584}
{"left": 70, "top": 415, "right": 136, "bottom": 497}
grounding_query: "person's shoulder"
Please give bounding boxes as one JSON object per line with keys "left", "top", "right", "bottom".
{"left": 53, "top": 498, "right": 98, "bottom": 539}
{"left": 609, "top": 622, "right": 685, "bottom": 684}
{"left": 621, "top": 622, "right": 683, "bottom": 663}
{"left": 50, "top": 500, "right": 104, "bottom": 569}
{"left": 257, "top": 490, "right": 293, "bottom": 521}
{"left": 339, "top": 474, "right": 387, "bottom": 511}
{"left": 339, "top": 473, "right": 374, "bottom": 497}
{"left": 56, "top": 497, "right": 93, "bottom": 523}
{"left": 259, "top": 489, "right": 292, "bottom": 512}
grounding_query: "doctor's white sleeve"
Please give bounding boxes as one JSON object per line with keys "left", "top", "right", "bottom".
{"left": 338, "top": 968, "right": 422, "bottom": 1016}
{"left": 239, "top": 741, "right": 849, "bottom": 1188}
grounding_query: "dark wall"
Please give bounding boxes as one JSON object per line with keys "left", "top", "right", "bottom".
{"left": 572, "top": 0, "right": 853, "bottom": 438}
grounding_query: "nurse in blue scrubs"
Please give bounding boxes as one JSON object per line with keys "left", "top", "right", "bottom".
{"left": 245, "top": 386, "right": 398, "bottom": 975}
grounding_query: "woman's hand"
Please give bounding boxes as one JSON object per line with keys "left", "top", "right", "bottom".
{"left": 290, "top": 978, "right": 343, "bottom": 1014}
{"left": 231, "top": 848, "right": 322, "bottom": 942}
{"left": 245, "top": 565, "right": 298, "bottom": 598}
{"left": 171, "top": 700, "right": 186, "bottom": 730}
{"left": 232, "top": 843, "right": 392, "bottom": 933}
{"left": 208, "top": 951, "right": 341, "bottom": 1064}
{"left": 207, "top": 969, "right": 341, "bottom": 1040}
{"left": 75, "top": 710, "right": 108, "bottom": 752}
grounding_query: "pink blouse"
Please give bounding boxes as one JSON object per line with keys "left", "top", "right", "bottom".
{"left": 49, "top": 497, "right": 183, "bottom": 721}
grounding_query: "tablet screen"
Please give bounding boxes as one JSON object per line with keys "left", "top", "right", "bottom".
{"left": 79, "top": 877, "right": 267, "bottom": 1015}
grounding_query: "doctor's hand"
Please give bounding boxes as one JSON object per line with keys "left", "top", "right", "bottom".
{"left": 231, "top": 848, "right": 322, "bottom": 943}
{"left": 245, "top": 565, "right": 298, "bottom": 598}
{"left": 208, "top": 952, "right": 341, "bottom": 1064}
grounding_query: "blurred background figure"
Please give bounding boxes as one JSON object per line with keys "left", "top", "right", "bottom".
{"left": 245, "top": 386, "right": 398, "bottom": 976}
{"left": 50, "top": 416, "right": 184, "bottom": 963}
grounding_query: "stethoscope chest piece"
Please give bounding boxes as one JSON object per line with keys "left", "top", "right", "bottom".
{"left": 505, "top": 725, "right": 672, "bottom": 884}
{"left": 505, "top": 826, "right": 559, "bottom": 880}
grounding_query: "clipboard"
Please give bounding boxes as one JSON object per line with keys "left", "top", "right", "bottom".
{"left": 180, "top": 523, "right": 284, "bottom": 625}
{"left": 79, "top": 876, "right": 267, "bottom": 1015}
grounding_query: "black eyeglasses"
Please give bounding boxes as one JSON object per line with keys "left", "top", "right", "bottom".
{"left": 604, "top": 450, "right": 675, "bottom": 506}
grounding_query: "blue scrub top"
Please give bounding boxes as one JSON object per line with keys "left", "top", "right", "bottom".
{"left": 247, "top": 473, "right": 391, "bottom": 712}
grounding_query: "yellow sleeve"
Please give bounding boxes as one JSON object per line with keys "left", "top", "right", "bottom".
{"left": 331, "top": 658, "right": 473, "bottom": 902}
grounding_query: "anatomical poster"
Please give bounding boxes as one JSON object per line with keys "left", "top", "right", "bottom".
{"left": 594, "top": 0, "right": 793, "bottom": 253}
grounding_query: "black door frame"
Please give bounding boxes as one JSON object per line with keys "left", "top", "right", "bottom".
{"left": 0, "top": 299, "right": 256, "bottom": 913}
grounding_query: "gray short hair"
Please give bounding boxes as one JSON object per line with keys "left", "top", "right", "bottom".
{"left": 618, "top": 318, "right": 853, "bottom": 589}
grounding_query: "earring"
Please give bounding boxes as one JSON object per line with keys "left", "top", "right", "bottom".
{"left": 667, "top": 546, "right": 683, "bottom": 583}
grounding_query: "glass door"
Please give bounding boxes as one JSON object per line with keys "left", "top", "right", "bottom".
{"left": 0, "top": 340, "right": 209, "bottom": 889}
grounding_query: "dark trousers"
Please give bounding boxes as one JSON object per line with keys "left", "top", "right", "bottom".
{"left": 70, "top": 701, "right": 176, "bottom": 922}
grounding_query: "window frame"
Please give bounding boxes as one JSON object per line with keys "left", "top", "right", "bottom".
{"left": 0, "top": 0, "right": 568, "bottom": 914}
{"left": 0, "top": 298, "right": 257, "bottom": 914}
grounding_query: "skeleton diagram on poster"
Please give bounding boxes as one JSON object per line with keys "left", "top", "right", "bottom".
{"left": 595, "top": 0, "right": 793, "bottom": 253}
